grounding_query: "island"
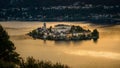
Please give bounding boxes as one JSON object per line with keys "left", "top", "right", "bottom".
{"left": 28, "top": 22, "right": 99, "bottom": 41}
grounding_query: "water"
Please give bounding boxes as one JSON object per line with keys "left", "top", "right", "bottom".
{"left": 0, "top": 21, "right": 120, "bottom": 68}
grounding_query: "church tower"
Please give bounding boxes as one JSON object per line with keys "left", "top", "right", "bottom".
{"left": 43, "top": 22, "right": 46, "bottom": 28}
{"left": 43, "top": 22, "right": 46, "bottom": 31}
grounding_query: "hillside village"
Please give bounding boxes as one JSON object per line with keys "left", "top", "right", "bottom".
{"left": 0, "top": 0, "right": 120, "bottom": 25}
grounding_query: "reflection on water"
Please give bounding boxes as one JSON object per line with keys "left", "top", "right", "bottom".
{"left": 54, "top": 41, "right": 72, "bottom": 46}
{"left": 0, "top": 21, "right": 120, "bottom": 68}
{"left": 65, "top": 50, "right": 120, "bottom": 60}
{"left": 93, "top": 38, "right": 98, "bottom": 43}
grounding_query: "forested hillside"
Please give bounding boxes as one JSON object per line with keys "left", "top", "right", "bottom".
{"left": 0, "top": 0, "right": 120, "bottom": 24}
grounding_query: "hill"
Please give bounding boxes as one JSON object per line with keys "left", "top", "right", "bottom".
{"left": 0, "top": 0, "right": 120, "bottom": 25}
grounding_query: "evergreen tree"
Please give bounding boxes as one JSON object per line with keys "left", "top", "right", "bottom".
{"left": 92, "top": 29, "right": 99, "bottom": 39}
{"left": 0, "top": 24, "right": 20, "bottom": 64}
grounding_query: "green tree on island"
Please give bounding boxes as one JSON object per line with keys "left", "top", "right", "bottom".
{"left": 92, "top": 29, "right": 99, "bottom": 39}
{"left": 70, "top": 25, "right": 84, "bottom": 32}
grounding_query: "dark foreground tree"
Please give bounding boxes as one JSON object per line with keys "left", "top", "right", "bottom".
{"left": 20, "top": 57, "right": 70, "bottom": 68}
{"left": 0, "top": 24, "right": 20, "bottom": 64}
{"left": 0, "top": 24, "right": 70, "bottom": 68}
{"left": 0, "top": 60, "right": 16, "bottom": 68}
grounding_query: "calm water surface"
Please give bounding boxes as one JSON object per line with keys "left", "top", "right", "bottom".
{"left": 0, "top": 21, "right": 120, "bottom": 68}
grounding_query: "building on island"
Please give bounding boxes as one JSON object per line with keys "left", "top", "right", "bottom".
{"left": 28, "top": 22, "right": 99, "bottom": 41}
{"left": 42, "top": 22, "right": 46, "bottom": 31}
{"left": 52, "top": 24, "right": 71, "bottom": 33}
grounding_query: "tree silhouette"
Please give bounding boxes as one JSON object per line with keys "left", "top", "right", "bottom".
{"left": 20, "top": 57, "right": 70, "bottom": 68}
{"left": 92, "top": 29, "right": 99, "bottom": 39}
{"left": 0, "top": 24, "right": 20, "bottom": 64}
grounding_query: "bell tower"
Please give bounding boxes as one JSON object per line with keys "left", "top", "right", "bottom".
{"left": 43, "top": 22, "right": 46, "bottom": 28}
{"left": 42, "top": 22, "right": 46, "bottom": 31}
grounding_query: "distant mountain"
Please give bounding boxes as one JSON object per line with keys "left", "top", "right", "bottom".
{"left": 0, "top": 0, "right": 120, "bottom": 8}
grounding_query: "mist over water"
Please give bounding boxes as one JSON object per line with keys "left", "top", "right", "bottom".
{"left": 0, "top": 21, "right": 120, "bottom": 68}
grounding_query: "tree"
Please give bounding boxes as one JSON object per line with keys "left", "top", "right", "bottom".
{"left": 48, "top": 26, "right": 52, "bottom": 32}
{"left": 70, "top": 25, "right": 75, "bottom": 33}
{"left": 0, "top": 24, "right": 20, "bottom": 64}
{"left": 70, "top": 25, "right": 84, "bottom": 33}
{"left": 20, "top": 57, "right": 70, "bottom": 68}
{"left": 76, "top": 26, "right": 84, "bottom": 32}
{"left": 92, "top": 29, "right": 99, "bottom": 39}
{"left": 0, "top": 24, "right": 70, "bottom": 68}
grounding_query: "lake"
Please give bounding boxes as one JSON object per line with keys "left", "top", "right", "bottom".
{"left": 0, "top": 21, "right": 120, "bottom": 68}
